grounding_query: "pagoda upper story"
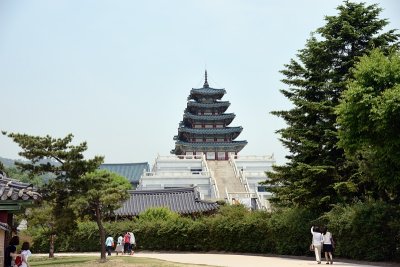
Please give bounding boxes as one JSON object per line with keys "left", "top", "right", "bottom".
{"left": 171, "top": 71, "right": 247, "bottom": 160}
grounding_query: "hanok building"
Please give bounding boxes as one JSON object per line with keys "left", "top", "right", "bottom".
{"left": 172, "top": 71, "right": 247, "bottom": 160}
{"left": 0, "top": 171, "right": 41, "bottom": 266}
{"left": 114, "top": 187, "right": 219, "bottom": 218}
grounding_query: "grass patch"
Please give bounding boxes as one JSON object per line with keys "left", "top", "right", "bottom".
{"left": 30, "top": 256, "right": 216, "bottom": 267}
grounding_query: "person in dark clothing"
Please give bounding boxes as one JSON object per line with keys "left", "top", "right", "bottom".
{"left": 5, "top": 236, "right": 20, "bottom": 267}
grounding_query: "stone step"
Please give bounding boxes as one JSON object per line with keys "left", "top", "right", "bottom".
{"left": 207, "top": 160, "right": 246, "bottom": 199}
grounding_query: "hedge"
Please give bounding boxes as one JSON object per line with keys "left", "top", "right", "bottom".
{"left": 26, "top": 203, "right": 399, "bottom": 261}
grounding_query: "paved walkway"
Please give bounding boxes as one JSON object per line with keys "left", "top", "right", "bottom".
{"left": 35, "top": 252, "right": 398, "bottom": 267}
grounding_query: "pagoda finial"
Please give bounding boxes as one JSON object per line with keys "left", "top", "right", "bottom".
{"left": 203, "top": 70, "right": 209, "bottom": 88}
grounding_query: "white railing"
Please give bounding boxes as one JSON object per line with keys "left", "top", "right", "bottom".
{"left": 143, "top": 171, "right": 211, "bottom": 177}
{"left": 229, "top": 154, "right": 268, "bottom": 210}
{"left": 229, "top": 154, "right": 250, "bottom": 192}
{"left": 156, "top": 155, "right": 203, "bottom": 161}
{"left": 243, "top": 171, "right": 269, "bottom": 177}
{"left": 203, "top": 155, "right": 220, "bottom": 199}
{"left": 232, "top": 154, "right": 275, "bottom": 161}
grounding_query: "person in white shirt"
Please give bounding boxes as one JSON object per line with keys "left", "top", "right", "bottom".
{"left": 115, "top": 235, "right": 124, "bottom": 255}
{"left": 323, "top": 227, "right": 334, "bottom": 264}
{"left": 105, "top": 235, "right": 114, "bottom": 256}
{"left": 311, "top": 226, "right": 324, "bottom": 264}
{"left": 20, "top": 241, "right": 32, "bottom": 267}
{"left": 129, "top": 232, "right": 136, "bottom": 255}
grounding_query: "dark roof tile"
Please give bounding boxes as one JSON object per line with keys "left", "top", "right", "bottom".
{"left": 115, "top": 187, "right": 218, "bottom": 216}
{"left": 0, "top": 171, "right": 41, "bottom": 201}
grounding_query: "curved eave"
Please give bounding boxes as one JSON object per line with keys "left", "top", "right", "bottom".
{"left": 186, "top": 101, "right": 230, "bottom": 113}
{"left": 190, "top": 87, "right": 226, "bottom": 95}
{"left": 187, "top": 101, "right": 230, "bottom": 108}
{"left": 177, "top": 127, "right": 243, "bottom": 141}
{"left": 178, "top": 127, "right": 243, "bottom": 135}
{"left": 175, "top": 141, "right": 247, "bottom": 152}
{"left": 188, "top": 88, "right": 226, "bottom": 101}
{"left": 183, "top": 113, "right": 235, "bottom": 121}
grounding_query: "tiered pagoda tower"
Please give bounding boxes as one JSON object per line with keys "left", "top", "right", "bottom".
{"left": 171, "top": 71, "right": 247, "bottom": 160}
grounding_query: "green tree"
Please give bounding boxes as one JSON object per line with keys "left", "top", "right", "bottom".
{"left": 266, "top": 1, "right": 399, "bottom": 211}
{"left": 336, "top": 49, "right": 400, "bottom": 202}
{"left": 4, "top": 166, "right": 45, "bottom": 187}
{"left": 25, "top": 201, "right": 57, "bottom": 257}
{"left": 3, "top": 132, "right": 103, "bottom": 257}
{"left": 70, "top": 169, "right": 131, "bottom": 261}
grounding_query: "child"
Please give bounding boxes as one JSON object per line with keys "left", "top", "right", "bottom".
{"left": 20, "top": 241, "right": 32, "bottom": 267}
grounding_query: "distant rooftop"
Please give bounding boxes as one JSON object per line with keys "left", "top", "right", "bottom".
{"left": 99, "top": 162, "right": 149, "bottom": 184}
{"left": 115, "top": 187, "right": 219, "bottom": 216}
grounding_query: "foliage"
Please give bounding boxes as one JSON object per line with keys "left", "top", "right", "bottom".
{"left": 4, "top": 133, "right": 104, "bottom": 233}
{"left": 70, "top": 169, "right": 131, "bottom": 260}
{"left": 336, "top": 49, "right": 400, "bottom": 202}
{"left": 265, "top": 1, "right": 399, "bottom": 211}
{"left": 136, "top": 207, "right": 180, "bottom": 222}
{"left": 71, "top": 169, "right": 130, "bottom": 220}
{"left": 323, "top": 201, "right": 400, "bottom": 261}
{"left": 4, "top": 166, "right": 46, "bottom": 187}
{"left": 27, "top": 204, "right": 400, "bottom": 261}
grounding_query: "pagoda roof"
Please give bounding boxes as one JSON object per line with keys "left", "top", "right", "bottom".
{"left": 178, "top": 127, "right": 243, "bottom": 135}
{"left": 183, "top": 113, "right": 235, "bottom": 121}
{"left": 190, "top": 87, "right": 226, "bottom": 95}
{"left": 175, "top": 140, "right": 247, "bottom": 152}
{"left": 187, "top": 101, "right": 230, "bottom": 109}
{"left": 114, "top": 187, "right": 219, "bottom": 216}
{"left": 99, "top": 162, "right": 149, "bottom": 184}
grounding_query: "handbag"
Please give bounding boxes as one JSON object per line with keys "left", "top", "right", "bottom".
{"left": 309, "top": 244, "right": 314, "bottom": 251}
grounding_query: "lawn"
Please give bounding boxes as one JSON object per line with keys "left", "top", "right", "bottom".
{"left": 30, "top": 256, "right": 217, "bottom": 267}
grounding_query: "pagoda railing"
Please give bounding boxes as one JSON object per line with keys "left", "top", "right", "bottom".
{"left": 231, "top": 154, "right": 275, "bottom": 161}
{"left": 142, "top": 171, "right": 211, "bottom": 177}
{"left": 228, "top": 154, "right": 266, "bottom": 210}
{"left": 156, "top": 155, "right": 204, "bottom": 161}
{"left": 202, "top": 154, "right": 220, "bottom": 199}
{"left": 228, "top": 154, "right": 250, "bottom": 193}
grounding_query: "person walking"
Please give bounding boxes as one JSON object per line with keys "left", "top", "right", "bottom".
{"left": 20, "top": 241, "right": 32, "bottom": 267}
{"left": 129, "top": 232, "right": 136, "bottom": 255}
{"left": 5, "top": 236, "right": 19, "bottom": 267}
{"left": 311, "top": 226, "right": 324, "bottom": 264}
{"left": 115, "top": 234, "right": 124, "bottom": 255}
{"left": 105, "top": 235, "right": 114, "bottom": 256}
{"left": 323, "top": 227, "right": 334, "bottom": 264}
{"left": 123, "top": 232, "right": 131, "bottom": 255}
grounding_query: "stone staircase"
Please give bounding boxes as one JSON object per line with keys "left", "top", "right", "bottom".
{"left": 207, "top": 160, "right": 246, "bottom": 199}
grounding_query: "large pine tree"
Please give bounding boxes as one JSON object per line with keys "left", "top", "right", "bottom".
{"left": 266, "top": 1, "right": 399, "bottom": 211}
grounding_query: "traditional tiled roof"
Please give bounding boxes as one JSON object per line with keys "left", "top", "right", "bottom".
{"left": 178, "top": 127, "right": 243, "bottom": 135}
{"left": 175, "top": 140, "right": 248, "bottom": 152}
{"left": 187, "top": 101, "right": 230, "bottom": 109}
{"left": 0, "top": 221, "right": 11, "bottom": 231}
{"left": 114, "top": 187, "right": 219, "bottom": 216}
{"left": 0, "top": 171, "right": 41, "bottom": 201}
{"left": 190, "top": 87, "right": 226, "bottom": 95}
{"left": 99, "top": 163, "right": 149, "bottom": 184}
{"left": 183, "top": 113, "right": 236, "bottom": 121}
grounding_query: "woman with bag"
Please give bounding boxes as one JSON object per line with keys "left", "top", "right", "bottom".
{"left": 323, "top": 227, "right": 334, "bottom": 264}
{"left": 311, "top": 226, "right": 324, "bottom": 264}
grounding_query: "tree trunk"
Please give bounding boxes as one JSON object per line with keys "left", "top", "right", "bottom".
{"left": 95, "top": 204, "right": 107, "bottom": 262}
{"left": 49, "top": 233, "right": 55, "bottom": 258}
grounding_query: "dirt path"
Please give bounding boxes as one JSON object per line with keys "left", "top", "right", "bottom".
{"left": 34, "top": 252, "right": 399, "bottom": 267}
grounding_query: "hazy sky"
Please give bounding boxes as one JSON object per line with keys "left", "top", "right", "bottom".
{"left": 1, "top": 0, "right": 399, "bottom": 166}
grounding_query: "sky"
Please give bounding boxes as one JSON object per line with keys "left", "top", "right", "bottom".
{"left": 1, "top": 0, "right": 399, "bottom": 166}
